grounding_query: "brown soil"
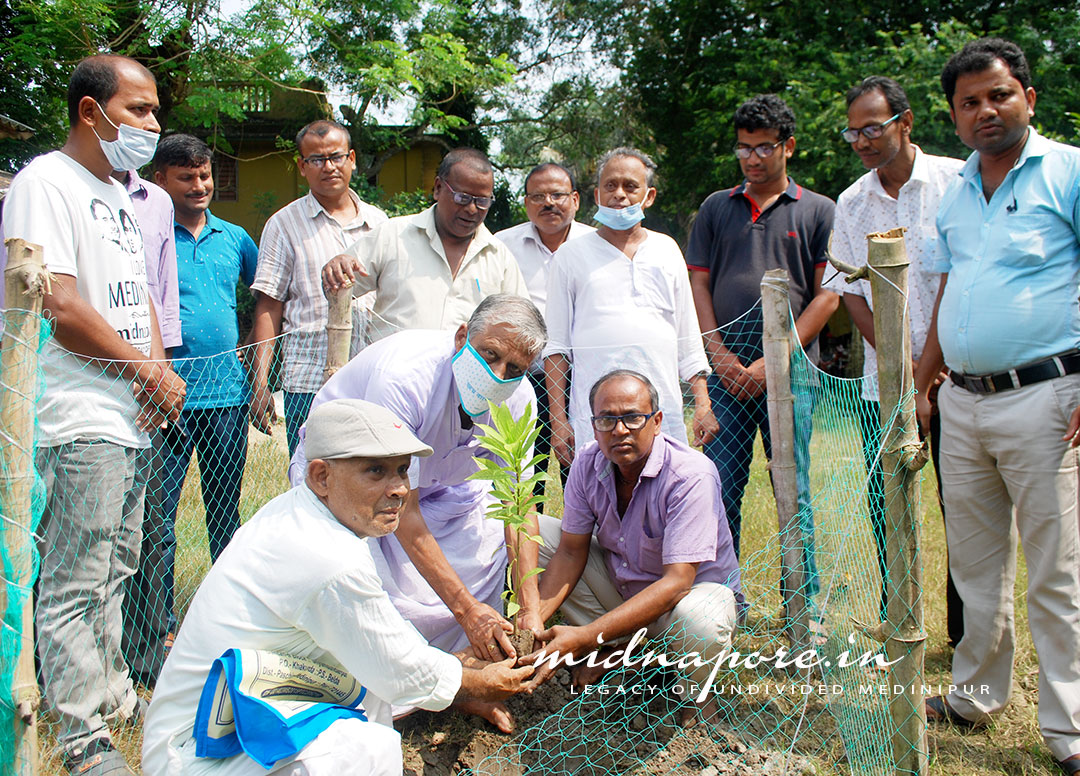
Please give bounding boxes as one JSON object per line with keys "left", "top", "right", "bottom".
{"left": 509, "top": 628, "right": 534, "bottom": 661}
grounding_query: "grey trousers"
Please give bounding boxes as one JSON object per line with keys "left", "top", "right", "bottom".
{"left": 36, "top": 441, "right": 144, "bottom": 756}
{"left": 938, "top": 376, "right": 1080, "bottom": 762}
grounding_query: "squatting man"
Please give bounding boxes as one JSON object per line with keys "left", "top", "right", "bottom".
{"left": 142, "top": 399, "right": 533, "bottom": 775}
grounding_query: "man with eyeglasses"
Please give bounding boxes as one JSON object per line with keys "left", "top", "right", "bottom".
{"left": 321, "top": 147, "right": 528, "bottom": 348}
{"left": 686, "top": 94, "right": 837, "bottom": 616}
{"left": 823, "top": 76, "right": 964, "bottom": 633}
{"left": 523, "top": 369, "right": 741, "bottom": 724}
{"left": 248, "top": 119, "right": 388, "bottom": 456}
{"left": 495, "top": 162, "right": 595, "bottom": 490}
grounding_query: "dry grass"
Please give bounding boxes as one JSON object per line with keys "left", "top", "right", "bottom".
{"left": 32, "top": 413, "right": 1065, "bottom": 774}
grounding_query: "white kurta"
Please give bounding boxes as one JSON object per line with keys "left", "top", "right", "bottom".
{"left": 542, "top": 230, "right": 710, "bottom": 449}
{"left": 142, "top": 485, "right": 461, "bottom": 776}
{"left": 288, "top": 329, "right": 537, "bottom": 651}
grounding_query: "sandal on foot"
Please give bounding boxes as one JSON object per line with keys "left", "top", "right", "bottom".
{"left": 925, "top": 695, "right": 984, "bottom": 730}
{"left": 65, "top": 739, "right": 134, "bottom": 775}
{"left": 1057, "top": 755, "right": 1080, "bottom": 775}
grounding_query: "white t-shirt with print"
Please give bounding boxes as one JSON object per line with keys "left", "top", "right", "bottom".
{"left": 3, "top": 151, "right": 152, "bottom": 448}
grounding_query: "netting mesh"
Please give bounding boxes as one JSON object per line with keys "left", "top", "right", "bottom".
{"left": 0, "top": 292, "right": 921, "bottom": 774}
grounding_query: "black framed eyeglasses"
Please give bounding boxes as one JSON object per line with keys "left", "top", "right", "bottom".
{"left": 440, "top": 179, "right": 493, "bottom": 210}
{"left": 733, "top": 140, "right": 784, "bottom": 160}
{"left": 302, "top": 152, "right": 350, "bottom": 168}
{"left": 525, "top": 192, "right": 572, "bottom": 205}
{"left": 591, "top": 411, "right": 657, "bottom": 432}
{"left": 840, "top": 113, "right": 902, "bottom": 143}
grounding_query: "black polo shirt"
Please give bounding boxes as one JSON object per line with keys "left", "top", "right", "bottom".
{"left": 685, "top": 177, "right": 834, "bottom": 362}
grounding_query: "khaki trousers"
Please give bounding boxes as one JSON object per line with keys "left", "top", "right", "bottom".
{"left": 938, "top": 376, "right": 1080, "bottom": 761}
{"left": 538, "top": 515, "right": 737, "bottom": 688}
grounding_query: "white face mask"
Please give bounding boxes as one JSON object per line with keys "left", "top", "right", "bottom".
{"left": 594, "top": 201, "right": 645, "bottom": 230}
{"left": 93, "top": 101, "right": 159, "bottom": 172}
{"left": 451, "top": 335, "right": 524, "bottom": 417}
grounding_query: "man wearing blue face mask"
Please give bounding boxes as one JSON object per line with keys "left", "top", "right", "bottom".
{"left": 1, "top": 54, "right": 186, "bottom": 775}
{"left": 543, "top": 147, "right": 717, "bottom": 471}
{"left": 285, "top": 294, "right": 543, "bottom": 733}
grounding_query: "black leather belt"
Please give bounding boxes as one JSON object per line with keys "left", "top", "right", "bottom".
{"left": 950, "top": 350, "right": 1080, "bottom": 394}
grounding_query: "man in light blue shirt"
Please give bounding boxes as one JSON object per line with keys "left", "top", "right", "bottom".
{"left": 124, "top": 134, "right": 258, "bottom": 687}
{"left": 914, "top": 38, "right": 1080, "bottom": 773}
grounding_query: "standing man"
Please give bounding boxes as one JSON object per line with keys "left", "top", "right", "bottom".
{"left": 248, "top": 119, "right": 388, "bottom": 456}
{"left": 825, "top": 76, "right": 965, "bottom": 632}
{"left": 686, "top": 94, "right": 838, "bottom": 609}
{"left": 496, "top": 162, "right": 594, "bottom": 488}
{"left": 913, "top": 38, "right": 1080, "bottom": 773}
{"left": 124, "top": 134, "right": 259, "bottom": 686}
{"left": 322, "top": 148, "right": 528, "bottom": 345}
{"left": 1, "top": 54, "right": 185, "bottom": 775}
{"left": 543, "top": 147, "right": 716, "bottom": 469}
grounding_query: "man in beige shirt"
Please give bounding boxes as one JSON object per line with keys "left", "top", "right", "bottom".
{"left": 322, "top": 147, "right": 527, "bottom": 344}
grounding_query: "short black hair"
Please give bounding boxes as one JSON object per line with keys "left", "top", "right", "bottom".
{"left": 524, "top": 162, "right": 577, "bottom": 193}
{"left": 295, "top": 120, "right": 352, "bottom": 154}
{"left": 846, "top": 76, "right": 911, "bottom": 116}
{"left": 941, "top": 38, "right": 1031, "bottom": 109}
{"left": 589, "top": 369, "right": 660, "bottom": 414}
{"left": 733, "top": 94, "right": 796, "bottom": 141}
{"left": 153, "top": 134, "right": 212, "bottom": 171}
{"left": 67, "top": 55, "right": 154, "bottom": 127}
{"left": 436, "top": 148, "right": 493, "bottom": 180}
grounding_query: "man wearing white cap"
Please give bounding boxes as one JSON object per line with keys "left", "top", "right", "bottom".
{"left": 287, "top": 294, "right": 544, "bottom": 731}
{"left": 142, "top": 399, "right": 533, "bottom": 776}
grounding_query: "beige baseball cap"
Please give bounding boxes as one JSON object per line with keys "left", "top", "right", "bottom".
{"left": 305, "top": 399, "right": 434, "bottom": 461}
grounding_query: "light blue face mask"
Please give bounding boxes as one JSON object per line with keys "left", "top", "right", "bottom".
{"left": 594, "top": 202, "right": 646, "bottom": 230}
{"left": 451, "top": 335, "right": 524, "bottom": 417}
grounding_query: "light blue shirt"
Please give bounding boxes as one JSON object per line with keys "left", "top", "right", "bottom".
{"left": 173, "top": 211, "right": 258, "bottom": 409}
{"left": 932, "top": 129, "right": 1080, "bottom": 374}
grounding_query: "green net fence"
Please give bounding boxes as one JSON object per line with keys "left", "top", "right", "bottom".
{"left": 0, "top": 293, "right": 924, "bottom": 774}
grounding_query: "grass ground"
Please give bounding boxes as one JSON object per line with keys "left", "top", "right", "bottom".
{"left": 33, "top": 411, "right": 1064, "bottom": 774}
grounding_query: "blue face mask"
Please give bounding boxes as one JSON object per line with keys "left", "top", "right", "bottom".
{"left": 594, "top": 202, "right": 646, "bottom": 230}
{"left": 451, "top": 335, "right": 524, "bottom": 417}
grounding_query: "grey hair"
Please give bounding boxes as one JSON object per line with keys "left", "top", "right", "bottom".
{"left": 596, "top": 146, "right": 657, "bottom": 187}
{"left": 467, "top": 294, "right": 548, "bottom": 358}
{"left": 589, "top": 369, "right": 660, "bottom": 413}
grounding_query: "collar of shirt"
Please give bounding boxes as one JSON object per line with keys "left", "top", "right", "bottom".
{"left": 960, "top": 126, "right": 1051, "bottom": 186}
{"left": 865, "top": 145, "right": 932, "bottom": 200}
{"left": 175, "top": 209, "right": 224, "bottom": 242}
{"left": 730, "top": 176, "right": 803, "bottom": 202}
{"left": 122, "top": 169, "right": 150, "bottom": 201}
{"left": 303, "top": 188, "right": 379, "bottom": 230}
{"left": 413, "top": 204, "right": 499, "bottom": 268}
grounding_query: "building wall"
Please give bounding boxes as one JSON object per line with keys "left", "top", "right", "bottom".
{"left": 375, "top": 142, "right": 442, "bottom": 197}
{"left": 211, "top": 143, "right": 302, "bottom": 240}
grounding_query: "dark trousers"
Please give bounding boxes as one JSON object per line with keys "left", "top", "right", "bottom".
{"left": 123, "top": 404, "right": 248, "bottom": 681}
{"left": 284, "top": 391, "right": 316, "bottom": 459}
{"left": 859, "top": 399, "right": 964, "bottom": 642}
{"left": 528, "top": 371, "right": 568, "bottom": 507}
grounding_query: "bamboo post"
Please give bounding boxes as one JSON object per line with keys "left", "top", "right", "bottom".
{"left": 0, "top": 238, "right": 50, "bottom": 776}
{"left": 760, "top": 269, "right": 808, "bottom": 650}
{"left": 865, "top": 229, "right": 928, "bottom": 776}
{"left": 324, "top": 284, "right": 352, "bottom": 383}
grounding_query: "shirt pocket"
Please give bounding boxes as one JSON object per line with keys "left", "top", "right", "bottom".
{"left": 632, "top": 264, "right": 676, "bottom": 315}
{"left": 638, "top": 534, "right": 665, "bottom": 574}
{"left": 997, "top": 214, "right": 1051, "bottom": 268}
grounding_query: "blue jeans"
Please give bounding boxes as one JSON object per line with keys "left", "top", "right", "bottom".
{"left": 703, "top": 375, "right": 819, "bottom": 599}
{"left": 285, "top": 391, "right": 316, "bottom": 459}
{"left": 123, "top": 405, "right": 248, "bottom": 681}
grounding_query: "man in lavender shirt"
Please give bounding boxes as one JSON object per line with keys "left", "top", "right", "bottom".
{"left": 528, "top": 369, "right": 740, "bottom": 722}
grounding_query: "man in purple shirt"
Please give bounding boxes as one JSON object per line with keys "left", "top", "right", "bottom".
{"left": 527, "top": 369, "right": 740, "bottom": 722}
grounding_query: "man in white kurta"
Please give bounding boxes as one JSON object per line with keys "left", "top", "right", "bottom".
{"left": 143, "top": 399, "right": 532, "bottom": 776}
{"left": 288, "top": 297, "right": 543, "bottom": 662}
{"left": 542, "top": 148, "right": 714, "bottom": 467}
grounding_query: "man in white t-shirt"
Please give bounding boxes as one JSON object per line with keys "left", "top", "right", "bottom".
{"left": 542, "top": 147, "right": 716, "bottom": 468}
{"left": 824, "top": 76, "right": 964, "bottom": 634}
{"left": 1, "top": 54, "right": 186, "bottom": 775}
{"left": 143, "top": 399, "right": 532, "bottom": 776}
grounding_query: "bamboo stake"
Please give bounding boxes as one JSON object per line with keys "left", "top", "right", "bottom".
{"left": 0, "top": 238, "right": 49, "bottom": 776}
{"left": 324, "top": 284, "right": 353, "bottom": 383}
{"left": 760, "top": 269, "right": 808, "bottom": 650}
{"left": 865, "top": 229, "right": 928, "bottom": 776}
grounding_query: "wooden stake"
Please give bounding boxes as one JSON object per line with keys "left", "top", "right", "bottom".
{"left": 865, "top": 228, "right": 928, "bottom": 776}
{"left": 0, "top": 238, "right": 49, "bottom": 776}
{"left": 761, "top": 268, "right": 809, "bottom": 649}
{"left": 324, "top": 285, "right": 353, "bottom": 383}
